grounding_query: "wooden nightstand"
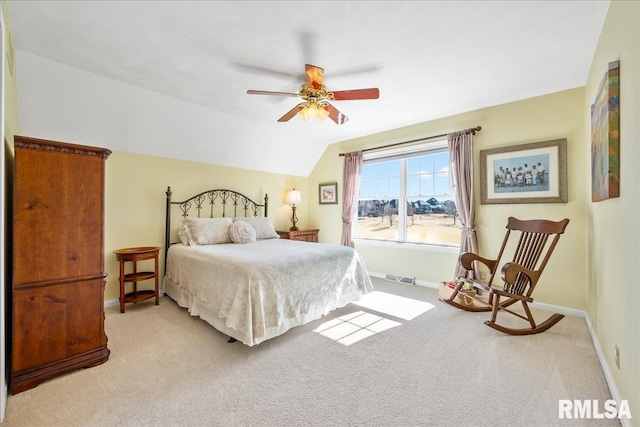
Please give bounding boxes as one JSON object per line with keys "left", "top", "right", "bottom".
{"left": 277, "top": 229, "right": 319, "bottom": 242}
{"left": 114, "top": 246, "right": 160, "bottom": 313}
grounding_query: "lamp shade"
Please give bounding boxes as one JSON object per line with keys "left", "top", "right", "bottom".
{"left": 297, "top": 102, "right": 329, "bottom": 122}
{"left": 286, "top": 189, "right": 302, "bottom": 205}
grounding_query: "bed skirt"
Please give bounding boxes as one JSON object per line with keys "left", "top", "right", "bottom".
{"left": 163, "top": 275, "right": 363, "bottom": 346}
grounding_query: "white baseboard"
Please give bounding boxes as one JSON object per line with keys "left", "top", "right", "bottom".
{"left": 369, "top": 271, "right": 439, "bottom": 289}
{"left": 105, "top": 294, "right": 167, "bottom": 309}
{"left": 528, "top": 299, "right": 586, "bottom": 318}
{"left": 105, "top": 299, "right": 119, "bottom": 308}
{"left": 369, "top": 270, "right": 585, "bottom": 317}
{"left": 584, "top": 315, "right": 631, "bottom": 426}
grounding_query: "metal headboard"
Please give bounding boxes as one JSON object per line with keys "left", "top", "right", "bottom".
{"left": 164, "top": 186, "right": 269, "bottom": 273}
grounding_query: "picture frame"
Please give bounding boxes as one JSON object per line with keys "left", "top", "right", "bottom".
{"left": 591, "top": 60, "right": 620, "bottom": 202}
{"left": 319, "top": 182, "right": 338, "bottom": 205}
{"left": 480, "top": 139, "right": 568, "bottom": 204}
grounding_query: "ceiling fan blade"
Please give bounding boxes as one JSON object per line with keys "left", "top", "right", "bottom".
{"left": 305, "top": 64, "right": 324, "bottom": 90}
{"left": 278, "top": 103, "right": 306, "bottom": 122}
{"left": 329, "top": 64, "right": 382, "bottom": 78}
{"left": 331, "top": 88, "right": 380, "bottom": 101}
{"left": 324, "top": 103, "right": 349, "bottom": 125}
{"left": 299, "top": 31, "right": 317, "bottom": 66}
{"left": 247, "top": 90, "right": 299, "bottom": 97}
{"left": 233, "top": 63, "right": 300, "bottom": 80}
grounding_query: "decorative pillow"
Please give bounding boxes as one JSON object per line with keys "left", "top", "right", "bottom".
{"left": 234, "top": 217, "right": 280, "bottom": 240}
{"left": 181, "top": 217, "right": 233, "bottom": 245}
{"left": 229, "top": 220, "right": 257, "bottom": 244}
{"left": 178, "top": 225, "right": 192, "bottom": 246}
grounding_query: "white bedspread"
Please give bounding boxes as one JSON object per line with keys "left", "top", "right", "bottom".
{"left": 165, "top": 239, "right": 373, "bottom": 346}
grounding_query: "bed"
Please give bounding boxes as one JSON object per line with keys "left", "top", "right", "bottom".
{"left": 163, "top": 187, "right": 373, "bottom": 346}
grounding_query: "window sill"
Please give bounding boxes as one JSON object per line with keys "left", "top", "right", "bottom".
{"left": 353, "top": 238, "right": 460, "bottom": 253}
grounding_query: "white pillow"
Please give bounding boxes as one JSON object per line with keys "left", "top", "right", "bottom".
{"left": 182, "top": 217, "right": 233, "bottom": 245}
{"left": 229, "top": 220, "right": 257, "bottom": 244}
{"left": 178, "top": 225, "right": 191, "bottom": 246}
{"left": 233, "top": 217, "right": 280, "bottom": 240}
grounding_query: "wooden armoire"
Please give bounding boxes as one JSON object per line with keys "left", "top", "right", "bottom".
{"left": 11, "top": 135, "right": 111, "bottom": 394}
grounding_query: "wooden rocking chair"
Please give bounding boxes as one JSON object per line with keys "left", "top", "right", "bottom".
{"left": 444, "top": 217, "right": 570, "bottom": 335}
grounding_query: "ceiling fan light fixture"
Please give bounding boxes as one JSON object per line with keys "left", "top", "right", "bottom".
{"left": 297, "top": 101, "right": 329, "bottom": 122}
{"left": 247, "top": 64, "right": 378, "bottom": 124}
{"left": 319, "top": 106, "right": 330, "bottom": 121}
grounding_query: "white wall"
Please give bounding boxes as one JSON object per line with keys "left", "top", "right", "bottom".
{"left": 15, "top": 50, "right": 318, "bottom": 177}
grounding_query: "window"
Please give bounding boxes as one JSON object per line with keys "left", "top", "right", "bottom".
{"left": 356, "top": 140, "right": 461, "bottom": 246}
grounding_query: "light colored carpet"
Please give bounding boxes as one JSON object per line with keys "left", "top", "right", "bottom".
{"left": 3, "top": 277, "right": 618, "bottom": 427}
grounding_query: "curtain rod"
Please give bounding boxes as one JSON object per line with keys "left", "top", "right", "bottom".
{"left": 338, "top": 125, "right": 481, "bottom": 157}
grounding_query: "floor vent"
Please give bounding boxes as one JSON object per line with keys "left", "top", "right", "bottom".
{"left": 384, "top": 274, "right": 415, "bottom": 285}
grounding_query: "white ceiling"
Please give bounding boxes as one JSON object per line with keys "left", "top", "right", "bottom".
{"left": 7, "top": 1, "right": 609, "bottom": 177}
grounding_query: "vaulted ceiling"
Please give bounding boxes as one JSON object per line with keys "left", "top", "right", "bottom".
{"left": 7, "top": 1, "right": 609, "bottom": 176}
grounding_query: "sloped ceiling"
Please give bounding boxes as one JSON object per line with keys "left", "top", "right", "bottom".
{"left": 7, "top": 1, "right": 609, "bottom": 176}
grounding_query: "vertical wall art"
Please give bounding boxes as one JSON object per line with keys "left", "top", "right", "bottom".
{"left": 591, "top": 60, "right": 620, "bottom": 202}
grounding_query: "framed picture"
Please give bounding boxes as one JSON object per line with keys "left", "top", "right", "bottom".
{"left": 591, "top": 60, "right": 620, "bottom": 202}
{"left": 319, "top": 182, "right": 338, "bottom": 205}
{"left": 480, "top": 139, "right": 567, "bottom": 204}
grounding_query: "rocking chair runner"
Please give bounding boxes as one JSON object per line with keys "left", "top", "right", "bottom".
{"left": 444, "top": 216, "right": 570, "bottom": 335}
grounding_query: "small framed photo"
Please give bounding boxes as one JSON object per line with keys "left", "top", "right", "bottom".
{"left": 319, "top": 183, "right": 338, "bottom": 205}
{"left": 480, "top": 139, "right": 568, "bottom": 204}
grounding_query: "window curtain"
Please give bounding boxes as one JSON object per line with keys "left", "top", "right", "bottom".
{"left": 448, "top": 131, "right": 479, "bottom": 279}
{"left": 341, "top": 151, "right": 363, "bottom": 247}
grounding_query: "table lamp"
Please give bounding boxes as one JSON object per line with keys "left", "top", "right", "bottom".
{"left": 285, "top": 188, "right": 302, "bottom": 231}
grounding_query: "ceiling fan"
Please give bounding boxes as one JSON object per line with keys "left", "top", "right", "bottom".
{"left": 246, "top": 64, "right": 379, "bottom": 125}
